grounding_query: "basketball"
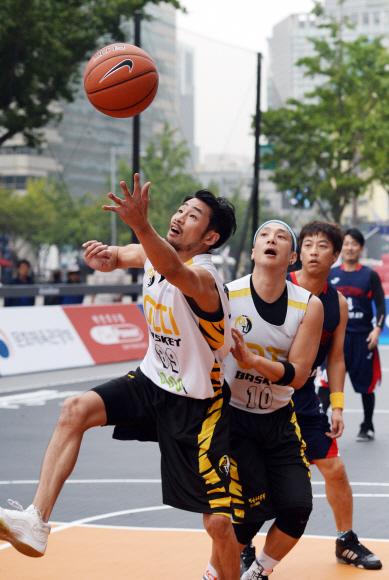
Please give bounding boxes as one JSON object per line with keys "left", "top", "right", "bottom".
{"left": 84, "top": 43, "right": 159, "bottom": 118}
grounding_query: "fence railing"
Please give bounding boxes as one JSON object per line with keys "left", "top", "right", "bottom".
{"left": 0, "top": 283, "right": 143, "bottom": 301}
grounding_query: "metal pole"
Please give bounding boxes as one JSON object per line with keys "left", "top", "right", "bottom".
{"left": 231, "top": 53, "right": 262, "bottom": 280}
{"left": 130, "top": 10, "right": 142, "bottom": 296}
{"left": 110, "top": 146, "right": 117, "bottom": 246}
{"left": 251, "top": 52, "right": 262, "bottom": 272}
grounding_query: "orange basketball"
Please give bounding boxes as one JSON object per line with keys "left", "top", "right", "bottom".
{"left": 84, "top": 43, "right": 159, "bottom": 118}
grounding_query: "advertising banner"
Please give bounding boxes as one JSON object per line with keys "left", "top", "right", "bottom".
{"left": 0, "top": 306, "right": 94, "bottom": 376}
{"left": 0, "top": 304, "right": 149, "bottom": 376}
{"left": 63, "top": 304, "right": 149, "bottom": 364}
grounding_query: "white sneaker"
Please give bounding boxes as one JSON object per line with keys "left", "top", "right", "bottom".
{"left": 0, "top": 499, "right": 51, "bottom": 557}
{"left": 241, "top": 559, "right": 271, "bottom": 580}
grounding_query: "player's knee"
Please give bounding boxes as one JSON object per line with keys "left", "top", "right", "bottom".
{"left": 203, "top": 514, "right": 232, "bottom": 542}
{"left": 275, "top": 506, "right": 312, "bottom": 539}
{"left": 58, "top": 395, "right": 90, "bottom": 432}
{"left": 233, "top": 521, "right": 263, "bottom": 546}
{"left": 324, "top": 458, "right": 348, "bottom": 486}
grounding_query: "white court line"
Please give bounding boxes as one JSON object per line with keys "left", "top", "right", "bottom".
{"left": 343, "top": 409, "right": 389, "bottom": 413}
{"left": 0, "top": 479, "right": 162, "bottom": 485}
{"left": 313, "top": 494, "right": 389, "bottom": 498}
{"left": 1, "top": 479, "right": 388, "bottom": 486}
{"left": 0, "top": 505, "right": 171, "bottom": 552}
{"left": 0, "top": 374, "right": 122, "bottom": 395}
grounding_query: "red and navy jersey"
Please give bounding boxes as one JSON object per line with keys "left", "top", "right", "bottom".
{"left": 287, "top": 271, "right": 340, "bottom": 416}
{"left": 328, "top": 265, "right": 378, "bottom": 334}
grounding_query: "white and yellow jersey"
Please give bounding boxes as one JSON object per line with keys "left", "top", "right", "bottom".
{"left": 140, "top": 254, "right": 231, "bottom": 399}
{"left": 225, "top": 275, "right": 311, "bottom": 414}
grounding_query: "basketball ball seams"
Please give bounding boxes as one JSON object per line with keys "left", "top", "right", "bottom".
{"left": 85, "top": 70, "right": 158, "bottom": 95}
{"left": 93, "top": 79, "right": 158, "bottom": 112}
{"left": 84, "top": 53, "right": 156, "bottom": 84}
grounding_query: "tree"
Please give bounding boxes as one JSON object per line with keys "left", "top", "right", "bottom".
{"left": 262, "top": 0, "right": 389, "bottom": 223}
{"left": 0, "top": 0, "right": 181, "bottom": 148}
{"left": 117, "top": 123, "right": 204, "bottom": 237}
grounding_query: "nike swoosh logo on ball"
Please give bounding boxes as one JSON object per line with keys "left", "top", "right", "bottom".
{"left": 99, "top": 59, "right": 133, "bottom": 83}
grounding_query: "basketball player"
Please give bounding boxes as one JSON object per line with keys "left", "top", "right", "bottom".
{"left": 0, "top": 175, "right": 241, "bottom": 580}
{"left": 327, "top": 228, "right": 385, "bottom": 441}
{"left": 241, "top": 221, "right": 382, "bottom": 571}
{"left": 204, "top": 220, "right": 323, "bottom": 580}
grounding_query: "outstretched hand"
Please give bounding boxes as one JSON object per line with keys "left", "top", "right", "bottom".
{"left": 102, "top": 173, "right": 151, "bottom": 232}
{"left": 82, "top": 240, "right": 115, "bottom": 271}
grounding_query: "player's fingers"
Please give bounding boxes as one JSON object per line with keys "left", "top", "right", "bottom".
{"left": 141, "top": 182, "right": 151, "bottom": 200}
{"left": 83, "top": 242, "right": 107, "bottom": 256}
{"left": 82, "top": 240, "right": 99, "bottom": 248}
{"left": 120, "top": 180, "right": 133, "bottom": 200}
{"left": 107, "top": 192, "right": 125, "bottom": 206}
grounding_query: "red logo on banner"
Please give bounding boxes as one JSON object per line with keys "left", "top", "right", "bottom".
{"left": 62, "top": 304, "right": 149, "bottom": 364}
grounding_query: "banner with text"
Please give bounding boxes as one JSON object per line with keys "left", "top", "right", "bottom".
{"left": 0, "top": 304, "right": 148, "bottom": 376}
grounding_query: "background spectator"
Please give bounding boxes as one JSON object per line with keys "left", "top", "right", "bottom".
{"left": 4, "top": 259, "right": 35, "bottom": 307}
{"left": 90, "top": 268, "right": 127, "bottom": 304}
{"left": 62, "top": 265, "right": 84, "bottom": 305}
{"left": 44, "top": 269, "right": 63, "bottom": 306}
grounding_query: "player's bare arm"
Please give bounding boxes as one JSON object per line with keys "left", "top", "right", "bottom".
{"left": 82, "top": 241, "right": 146, "bottom": 271}
{"left": 231, "top": 296, "right": 323, "bottom": 388}
{"left": 102, "top": 174, "right": 221, "bottom": 313}
{"left": 325, "top": 293, "right": 348, "bottom": 439}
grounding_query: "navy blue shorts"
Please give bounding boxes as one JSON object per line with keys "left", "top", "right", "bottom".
{"left": 344, "top": 331, "right": 381, "bottom": 394}
{"left": 297, "top": 412, "right": 339, "bottom": 463}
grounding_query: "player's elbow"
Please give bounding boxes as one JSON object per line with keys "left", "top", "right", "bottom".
{"left": 289, "top": 366, "right": 311, "bottom": 389}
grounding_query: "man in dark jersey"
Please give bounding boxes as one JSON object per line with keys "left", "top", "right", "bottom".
{"left": 327, "top": 228, "right": 385, "bottom": 441}
{"left": 240, "top": 221, "right": 382, "bottom": 572}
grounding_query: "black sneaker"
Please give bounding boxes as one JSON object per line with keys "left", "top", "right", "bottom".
{"left": 356, "top": 424, "right": 375, "bottom": 442}
{"left": 336, "top": 531, "right": 382, "bottom": 569}
{"left": 240, "top": 542, "right": 256, "bottom": 575}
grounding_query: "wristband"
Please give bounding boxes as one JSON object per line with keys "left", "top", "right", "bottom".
{"left": 330, "top": 392, "right": 344, "bottom": 410}
{"left": 274, "top": 361, "right": 295, "bottom": 386}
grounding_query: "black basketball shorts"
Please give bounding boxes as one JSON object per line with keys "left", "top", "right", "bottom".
{"left": 229, "top": 402, "right": 313, "bottom": 525}
{"left": 92, "top": 367, "right": 232, "bottom": 517}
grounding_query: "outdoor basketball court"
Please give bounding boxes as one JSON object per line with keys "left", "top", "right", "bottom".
{"left": 1, "top": 353, "right": 389, "bottom": 579}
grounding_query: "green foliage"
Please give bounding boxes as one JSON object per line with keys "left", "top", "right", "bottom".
{"left": 117, "top": 123, "right": 203, "bottom": 238}
{"left": 262, "top": 7, "right": 389, "bottom": 223}
{"left": 0, "top": 0, "right": 181, "bottom": 147}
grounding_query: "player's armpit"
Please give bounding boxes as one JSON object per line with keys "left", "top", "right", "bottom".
{"left": 288, "top": 296, "right": 324, "bottom": 389}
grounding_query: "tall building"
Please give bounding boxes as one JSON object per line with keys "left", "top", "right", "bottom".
{"left": 0, "top": 4, "right": 179, "bottom": 198}
{"left": 268, "top": 0, "right": 389, "bottom": 110}
{"left": 177, "top": 43, "right": 197, "bottom": 171}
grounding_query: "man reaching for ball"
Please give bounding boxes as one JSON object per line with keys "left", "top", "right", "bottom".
{"left": 0, "top": 175, "right": 240, "bottom": 580}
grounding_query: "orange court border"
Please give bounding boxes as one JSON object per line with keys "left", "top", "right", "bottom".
{"left": 0, "top": 526, "right": 388, "bottom": 580}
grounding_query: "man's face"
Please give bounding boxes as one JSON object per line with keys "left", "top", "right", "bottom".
{"left": 342, "top": 234, "right": 363, "bottom": 263}
{"left": 300, "top": 234, "right": 338, "bottom": 275}
{"left": 18, "top": 262, "right": 30, "bottom": 279}
{"left": 68, "top": 272, "right": 80, "bottom": 283}
{"left": 251, "top": 222, "right": 296, "bottom": 269}
{"left": 166, "top": 198, "right": 218, "bottom": 253}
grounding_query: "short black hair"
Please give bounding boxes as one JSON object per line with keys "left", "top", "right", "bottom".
{"left": 183, "top": 190, "right": 237, "bottom": 250}
{"left": 344, "top": 228, "right": 364, "bottom": 248}
{"left": 299, "top": 221, "right": 344, "bottom": 254}
{"left": 17, "top": 259, "right": 31, "bottom": 269}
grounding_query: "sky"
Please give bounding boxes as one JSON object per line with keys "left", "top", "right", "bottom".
{"left": 175, "top": 0, "right": 317, "bottom": 162}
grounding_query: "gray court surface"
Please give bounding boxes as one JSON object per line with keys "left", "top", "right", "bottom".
{"left": 1, "top": 351, "right": 389, "bottom": 541}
